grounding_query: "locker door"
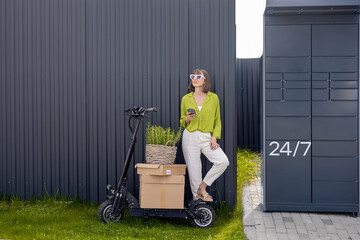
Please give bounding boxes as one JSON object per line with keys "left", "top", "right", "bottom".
{"left": 265, "top": 25, "right": 312, "bottom": 204}
{"left": 311, "top": 24, "right": 359, "bottom": 205}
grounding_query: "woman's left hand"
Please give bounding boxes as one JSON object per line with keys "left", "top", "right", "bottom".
{"left": 209, "top": 136, "right": 219, "bottom": 151}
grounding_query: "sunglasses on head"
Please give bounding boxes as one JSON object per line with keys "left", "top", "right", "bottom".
{"left": 190, "top": 74, "right": 206, "bottom": 80}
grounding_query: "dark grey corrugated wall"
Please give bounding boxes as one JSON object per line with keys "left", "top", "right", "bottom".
{"left": 236, "top": 58, "right": 262, "bottom": 151}
{"left": 0, "top": 0, "right": 237, "bottom": 207}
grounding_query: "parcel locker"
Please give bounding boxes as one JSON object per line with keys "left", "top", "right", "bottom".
{"left": 262, "top": 3, "right": 360, "bottom": 213}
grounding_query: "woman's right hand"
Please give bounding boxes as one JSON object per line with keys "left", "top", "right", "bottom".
{"left": 185, "top": 112, "right": 197, "bottom": 124}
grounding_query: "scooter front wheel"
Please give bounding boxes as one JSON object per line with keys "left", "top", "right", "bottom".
{"left": 191, "top": 204, "right": 216, "bottom": 228}
{"left": 98, "top": 200, "right": 124, "bottom": 223}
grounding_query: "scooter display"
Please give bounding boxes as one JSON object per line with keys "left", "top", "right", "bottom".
{"left": 98, "top": 106, "right": 216, "bottom": 228}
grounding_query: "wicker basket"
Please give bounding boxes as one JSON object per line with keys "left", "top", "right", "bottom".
{"left": 146, "top": 140, "right": 177, "bottom": 164}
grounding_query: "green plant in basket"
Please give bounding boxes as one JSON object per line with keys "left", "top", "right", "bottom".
{"left": 145, "top": 123, "right": 183, "bottom": 164}
{"left": 145, "top": 122, "right": 183, "bottom": 147}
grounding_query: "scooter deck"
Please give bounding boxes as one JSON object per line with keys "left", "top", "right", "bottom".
{"left": 129, "top": 208, "right": 189, "bottom": 219}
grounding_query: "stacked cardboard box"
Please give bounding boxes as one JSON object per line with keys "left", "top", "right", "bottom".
{"left": 135, "top": 163, "right": 187, "bottom": 209}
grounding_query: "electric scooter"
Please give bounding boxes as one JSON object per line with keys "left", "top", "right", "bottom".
{"left": 98, "top": 106, "right": 216, "bottom": 228}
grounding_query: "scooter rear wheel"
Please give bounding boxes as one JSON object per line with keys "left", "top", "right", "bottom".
{"left": 98, "top": 200, "right": 124, "bottom": 224}
{"left": 191, "top": 204, "right": 216, "bottom": 228}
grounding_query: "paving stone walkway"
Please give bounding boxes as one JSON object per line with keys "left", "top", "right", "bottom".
{"left": 242, "top": 178, "right": 360, "bottom": 240}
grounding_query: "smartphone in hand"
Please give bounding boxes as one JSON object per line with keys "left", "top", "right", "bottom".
{"left": 187, "top": 108, "right": 196, "bottom": 115}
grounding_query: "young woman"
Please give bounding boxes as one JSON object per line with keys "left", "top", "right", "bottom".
{"left": 179, "top": 69, "right": 229, "bottom": 202}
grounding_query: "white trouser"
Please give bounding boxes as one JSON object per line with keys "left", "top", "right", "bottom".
{"left": 182, "top": 129, "right": 230, "bottom": 200}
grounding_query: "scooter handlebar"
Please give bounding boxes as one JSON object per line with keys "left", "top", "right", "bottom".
{"left": 124, "top": 106, "right": 158, "bottom": 114}
{"left": 145, "top": 107, "right": 157, "bottom": 113}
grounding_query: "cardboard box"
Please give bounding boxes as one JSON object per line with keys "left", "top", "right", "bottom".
{"left": 135, "top": 163, "right": 187, "bottom": 209}
{"left": 139, "top": 174, "right": 185, "bottom": 209}
{"left": 135, "top": 163, "right": 186, "bottom": 175}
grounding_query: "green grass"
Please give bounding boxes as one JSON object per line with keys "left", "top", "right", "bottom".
{"left": 237, "top": 148, "right": 262, "bottom": 187}
{"left": 0, "top": 148, "right": 261, "bottom": 240}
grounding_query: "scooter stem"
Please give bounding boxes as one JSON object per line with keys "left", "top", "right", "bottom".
{"left": 117, "top": 116, "right": 143, "bottom": 190}
{"left": 111, "top": 116, "right": 143, "bottom": 215}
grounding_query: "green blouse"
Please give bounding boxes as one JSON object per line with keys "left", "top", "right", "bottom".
{"left": 179, "top": 91, "right": 222, "bottom": 139}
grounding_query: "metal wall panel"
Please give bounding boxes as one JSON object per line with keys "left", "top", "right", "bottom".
{"left": 265, "top": 25, "right": 311, "bottom": 56}
{"left": 312, "top": 141, "right": 358, "bottom": 157}
{"left": 0, "top": 0, "right": 87, "bottom": 200}
{"left": 311, "top": 22, "right": 359, "bottom": 209}
{"left": 236, "top": 58, "right": 262, "bottom": 151}
{"left": 266, "top": 101, "right": 311, "bottom": 116}
{"left": 313, "top": 157, "right": 358, "bottom": 181}
{"left": 313, "top": 182, "right": 358, "bottom": 204}
{"left": 312, "top": 57, "right": 358, "bottom": 72}
{"left": 266, "top": 117, "right": 311, "bottom": 140}
{"left": 266, "top": 0, "right": 360, "bottom": 8}
{"left": 265, "top": 142, "right": 311, "bottom": 204}
{"left": 0, "top": 0, "right": 237, "bottom": 207}
{"left": 266, "top": 57, "right": 311, "bottom": 72}
{"left": 312, "top": 25, "right": 358, "bottom": 56}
